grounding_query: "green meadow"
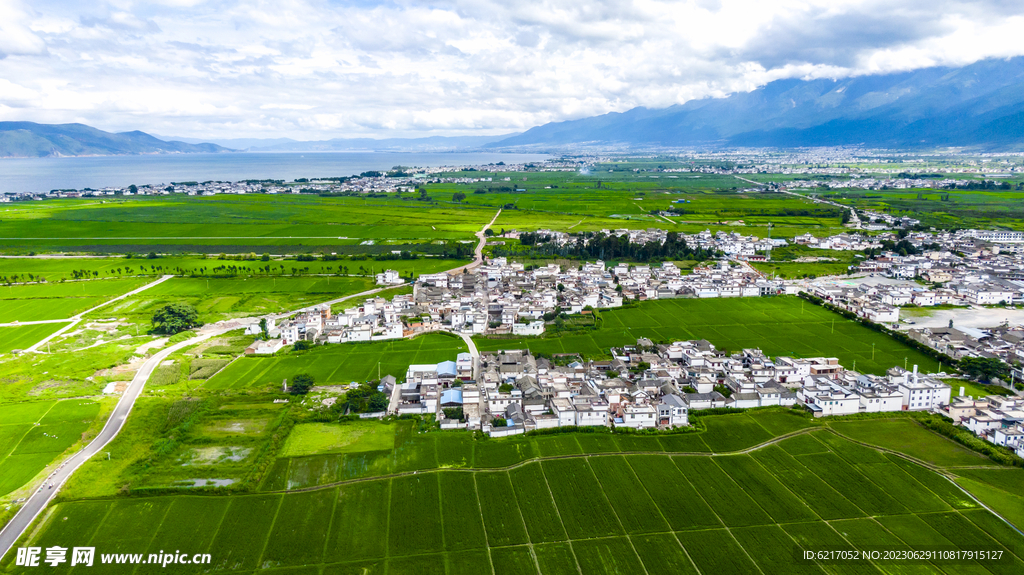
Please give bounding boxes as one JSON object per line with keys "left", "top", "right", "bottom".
{"left": 474, "top": 296, "right": 938, "bottom": 375}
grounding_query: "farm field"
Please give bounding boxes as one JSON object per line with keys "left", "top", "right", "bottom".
{"left": 92, "top": 276, "right": 378, "bottom": 323}
{"left": 204, "top": 333, "right": 468, "bottom": 390}
{"left": 7, "top": 420, "right": 1023, "bottom": 575}
{"left": 0, "top": 256, "right": 469, "bottom": 280}
{"left": 827, "top": 418, "right": 999, "bottom": 467}
{"left": 0, "top": 195, "right": 496, "bottom": 254}
{"left": 260, "top": 410, "right": 814, "bottom": 490}
{"left": 0, "top": 278, "right": 149, "bottom": 323}
{"left": 0, "top": 322, "right": 69, "bottom": 353}
{"left": 474, "top": 296, "right": 938, "bottom": 375}
{"left": 0, "top": 399, "right": 100, "bottom": 497}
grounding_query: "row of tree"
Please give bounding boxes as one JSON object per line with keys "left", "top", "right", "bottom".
{"left": 495, "top": 231, "right": 721, "bottom": 262}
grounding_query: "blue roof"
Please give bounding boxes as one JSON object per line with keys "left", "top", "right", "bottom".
{"left": 441, "top": 389, "right": 463, "bottom": 404}
{"left": 436, "top": 360, "right": 457, "bottom": 376}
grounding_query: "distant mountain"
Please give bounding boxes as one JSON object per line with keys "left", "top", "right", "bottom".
{"left": 152, "top": 135, "right": 301, "bottom": 150}
{"left": 245, "top": 133, "right": 517, "bottom": 152}
{"left": 0, "top": 122, "right": 233, "bottom": 158}
{"left": 489, "top": 57, "right": 1024, "bottom": 150}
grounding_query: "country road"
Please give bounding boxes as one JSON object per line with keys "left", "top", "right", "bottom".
{"left": 447, "top": 208, "right": 500, "bottom": 275}
{"left": 0, "top": 329, "right": 218, "bottom": 560}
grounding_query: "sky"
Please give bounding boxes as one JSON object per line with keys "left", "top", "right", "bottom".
{"left": 1, "top": 0, "right": 1023, "bottom": 141}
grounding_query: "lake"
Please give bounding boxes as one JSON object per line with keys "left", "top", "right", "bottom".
{"left": 0, "top": 151, "right": 552, "bottom": 194}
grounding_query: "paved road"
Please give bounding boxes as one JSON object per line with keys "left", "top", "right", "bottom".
{"left": 447, "top": 209, "right": 500, "bottom": 275}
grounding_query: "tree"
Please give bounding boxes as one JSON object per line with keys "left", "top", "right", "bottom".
{"left": 484, "top": 228, "right": 495, "bottom": 237}
{"left": 128, "top": 184, "right": 138, "bottom": 194}
{"left": 293, "top": 340, "right": 313, "bottom": 351}
{"left": 147, "top": 251, "right": 158, "bottom": 259}
{"left": 262, "top": 253, "right": 271, "bottom": 262}
{"left": 151, "top": 303, "right": 201, "bottom": 334}
{"left": 960, "top": 357, "right": 1010, "bottom": 383}
{"left": 291, "top": 373, "right": 315, "bottom": 395}
{"left": 367, "top": 392, "right": 389, "bottom": 412}
{"left": 492, "top": 417, "right": 508, "bottom": 427}
{"left": 498, "top": 383, "right": 514, "bottom": 393}
{"left": 259, "top": 318, "right": 269, "bottom": 339}
{"left": 452, "top": 192, "right": 467, "bottom": 202}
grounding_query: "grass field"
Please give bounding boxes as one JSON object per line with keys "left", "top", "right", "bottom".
{"left": 280, "top": 422, "right": 397, "bottom": 457}
{"left": 92, "top": 275, "right": 380, "bottom": 324}
{"left": 0, "top": 399, "right": 100, "bottom": 496}
{"left": 0, "top": 278, "right": 150, "bottom": 322}
{"left": 0, "top": 322, "right": 70, "bottom": 353}
{"left": 9, "top": 420, "right": 1023, "bottom": 575}
{"left": 204, "top": 333, "right": 468, "bottom": 390}
{"left": 475, "top": 296, "right": 938, "bottom": 375}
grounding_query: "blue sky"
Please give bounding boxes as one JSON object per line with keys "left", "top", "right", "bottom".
{"left": 2, "top": 0, "right": 1023, "bottom": 140}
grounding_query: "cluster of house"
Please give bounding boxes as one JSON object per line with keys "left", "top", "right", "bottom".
{"left": 382, "top": 338, "right": 955, "bottom": 436}
{"left": 945, "top": 394, "right": 1024, "bottom": 459}
{"left": 415, "top": 257, "right": 780, "bottom": 336}
{"left": 4, "top": 158, "right": 594, "bottom": 200}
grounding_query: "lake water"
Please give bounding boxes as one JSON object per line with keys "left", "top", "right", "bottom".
{"left": 0, "top": 151, "right": 552, "bottom": 194}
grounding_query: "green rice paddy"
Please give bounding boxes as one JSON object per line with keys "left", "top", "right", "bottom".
{"left": 6, "top": 409, "right": 1022, "bottom": 575}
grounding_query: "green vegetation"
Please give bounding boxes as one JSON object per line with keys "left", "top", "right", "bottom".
{"left": 10, "top": 413, "right": 1024, "bottom": 575}
{"left": 99, "top": 276, "right": 379, "bottom": 325}
{"left": 0, "top": 278, "right": 149, "bottom": 322}
{"left": 205, "top": 333, "right": 468, "bottom": 390}
{"left": 818, "top": 187, "right": 1024, "bottom": 231}
{"left": 280, "top": 422, "right": 396, "bottom": 457}
{"left": 0, "top": 400, "right": 100, "bottom": 496}
{"left": 476, "top": 296, "right": 938, "bottom": 375}
{"left": 826, "top": 418, "right": 998, "bottom": 467}
{"left": 0, "top": 323, "right": 69, "bottom": 353}
{"left": 151, "top": 303, "right": 201, "bottom": 334}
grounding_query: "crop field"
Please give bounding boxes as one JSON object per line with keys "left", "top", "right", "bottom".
{"left": 0, "top": 195, "right": 497, "bottom": 254}
{"left": 474, "top": 296, "right": 938, "bottom": 375}
{"left": 0, "top": 322, "right": 69, "bottom": 353}
{"left": 10, "top": 422, "right": 1024, "bottom": 575}
{"left": 827, "top": 418, "right": 998, "bottom": 467}
{"left": 818, "top": 188, "right": 1024, "bottom": 231}
{"left": 94, "top": 275, "right": 379, "bottom": 323}
{"left": 0, "top": 256, "right": 469, "bottom": 281}
{"left": 262, "top": 410, "right": 822, "bottom": 490}
{"left": 0, "top": 399, "right": 99, "bottom": 496}
{"left": 204, "top": 333, "right": 468, "bottom": 390}
{"left": 0, "top": 278, "right": 150, "bottom": 322}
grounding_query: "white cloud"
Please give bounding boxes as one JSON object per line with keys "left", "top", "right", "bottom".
{"left": 1, "top": 0, "right": 1023, "bottom": 139}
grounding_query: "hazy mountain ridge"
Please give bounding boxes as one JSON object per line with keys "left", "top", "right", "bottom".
{"left": 489, "top": 57, "right": 1024, "bottom": 149}
{"left": 0, "top": 122, "right": 233, "bottom": 158}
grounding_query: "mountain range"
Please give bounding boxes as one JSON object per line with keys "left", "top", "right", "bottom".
{"left": 489, "top": 57, "right": 1024, "bottom": 149}
{"left": 4, "top": 56, "right": 1024, "bottom": 157}
{"left": 0, "top": 122, "right": 231, "bottom": 157}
